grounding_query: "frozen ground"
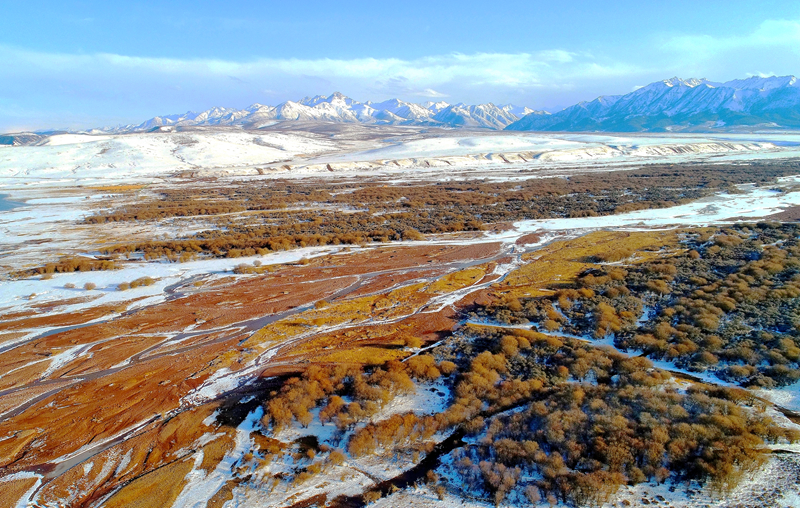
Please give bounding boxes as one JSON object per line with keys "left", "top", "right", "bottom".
{"left": 165, "top": 381, "right": 451, "bottom": 508}
{"left": 301, "top": 131, "right": 800, "bottom": 175}
{"left": 754, "top": 380, "right": 800, "bottom": 413}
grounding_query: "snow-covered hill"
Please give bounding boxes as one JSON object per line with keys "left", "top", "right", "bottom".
{"left": 105, "top": 93, "right": 541, "bottom": 133}
{"left": 507, "top": 75, "right": 800, "bottom": 132}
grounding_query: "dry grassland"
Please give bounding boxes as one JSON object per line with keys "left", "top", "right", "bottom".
{"left": 501, "top": 230, "right": 680, "bottom": 298}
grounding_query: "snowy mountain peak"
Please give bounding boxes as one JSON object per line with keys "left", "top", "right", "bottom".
{"left": 507, "top": 74, "right": 800, "bottom": 133}
{"left": 298, "top": 95, "right": 322, "bottom": 106}
{"left": 297, "top": 92, "right": 347, "bottom": 107}
{"left": 299, "top": 92, "right": 353, "bottom": 107}
{"left": 116, "top": 93, "right": 537, "bottom": 133}
{"left": 423, "top": 101, "right": 451, "bottom": 113}
{"left": 370, "top": 98, "right": 404, "bottom": 109}
{"left": 325, "top": 92, "right": 353, "bottom": 107}
{"left": 658, "top": 77, "right": 712, "bottom": 89}
{"left": 723, "top": 75, "right": 798, "bottom": 91}
{"left": 502, "top": 104, "right": 540, "bottom": 117}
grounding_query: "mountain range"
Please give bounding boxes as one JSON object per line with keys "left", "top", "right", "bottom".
{"left": 507, "top": 75, "right": 800, "bottom": 132}
{"left": 112, "top": 93, "right": 541, "bottom": 133}
{"left": 24, "top": 75, "right": 800, "bottom": 137}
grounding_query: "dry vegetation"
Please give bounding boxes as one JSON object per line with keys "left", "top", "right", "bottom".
{"left": 236, "top": 313, "right": 798, "bottom": 507}
{"left": 485, "top": 222, "right": 800, "bottom": 388}
{"left": 259, "top": 358, "right": 449, "bottom": 434}
{"left": 7, "top": 159, "right": 800, "bottom": 507}
{"left": 21, "top": 256, "right": 118, "bottom": 277}
{"left": 221, "top": 225, "right": 800, "bottom": 507}
{"left": 431, "top": 326, "right": 798, "bottom": 505}
{"left": 284, "top": 225, "right": 800, "bottom": 505}
{"left": 78, "top": 161, "right": 800, "bottom": 263}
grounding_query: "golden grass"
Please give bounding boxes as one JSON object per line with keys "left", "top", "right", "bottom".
{"left": 0, "top": 477, "right": 38, "bottom": 508}
{"left": 244, "top": 282, "right": 429, "bottom": 348}
{"left": 211, "top": 232, "right": 679, "bottom": 376}
{"left": 103, "top": 457, "right": 194, "bottom": 508}
{"left": 501, "top": 230, "right": 679, "bottom": 298}
{"left": 88, "top": 184, "right": 146, "bottom": 193}
{"left": 288, "top": 318, "right": 425, "bottom": 358}
{"left": 309, "top": 346, "right": 409, "bottom": 365}
{"left": 427, "top": 266, "right": 486, "bottom": 294}
{"left": 200, "top": 434, "right": 236, "bottom": 473}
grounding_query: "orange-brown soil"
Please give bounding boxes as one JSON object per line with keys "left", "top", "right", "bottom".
{"left": 0, "top": 240, "right": 506, "bottom": 506}
{"left": 333, "top": 268, "right": 447, "bottom": 300}
{"left": 0, "top": 476, "right": 39, "bottom": 508}
{"left": 0, "top": 380, "right": 74, "bottom": 418}
{"left": 29, "top": 295, "right": 103, "bottom": 311}
{"left": 0, "top": 332, "right": 28, "bottom": 346}
{"left": 515, "top": 232, "right": 542, "bottom": 246}
{"left": 0, "top": 302, "right": 122, "bottom": 332}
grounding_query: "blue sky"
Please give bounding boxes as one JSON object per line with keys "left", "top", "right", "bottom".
{"left": 1, "top": 0, "right": 799, "bottom": 131}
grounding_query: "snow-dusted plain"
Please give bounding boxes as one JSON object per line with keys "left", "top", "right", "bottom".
{"left": 3, "top": 129, "right": 800, "bottom": 187}
{"left": 0, "top": 131, "right": 337, "bottom": 183}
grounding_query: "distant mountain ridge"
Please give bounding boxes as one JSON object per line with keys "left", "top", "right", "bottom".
{"left": 506, "top": 75, "right": 800, "bottom": 132}
{"left": 41, "top": 75, "right": 800, "bottom": 136}
{"left": 109, "top": 92, "right": 542, "bottom": 133}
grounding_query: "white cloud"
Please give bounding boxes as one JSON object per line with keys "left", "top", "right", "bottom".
{"left": 0, "top": 45, "right": 637, "bottom": 94}
{"left": 0, "top": 44, "right": 649, "bottom": 130}
{"left": 2, "top": 15, "right": 798, "bottom": 131}
{"left": 663, "top": 18, "right": 800, "bottom": 59}
{"left": 418, "top": 88, "right": 448, "bottom": 98}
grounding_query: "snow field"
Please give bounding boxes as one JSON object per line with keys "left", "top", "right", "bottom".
{"left": 3, "top": 131, "right": 800, "bottom": 185}
{"left": 0, "top": 131, "right": 336, "bottom": 183}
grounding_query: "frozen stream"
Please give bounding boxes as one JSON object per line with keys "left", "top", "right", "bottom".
{"left": 489, "top": 183, "right": 800, "bottom": 242}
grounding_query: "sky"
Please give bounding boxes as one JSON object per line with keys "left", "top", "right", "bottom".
{"left": 1, "top": 0, "right": 799, "bottom": 131}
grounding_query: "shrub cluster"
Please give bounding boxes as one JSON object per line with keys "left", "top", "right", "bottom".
{"left": 260, "top": 356, "right": 452, "bottom": 433}
{"left": 24, "top": 256, "right": 117, "bottom": 277}
{"left": 430, "top": 327, "right": 798, "bottom": 505}
{"left": 484, "top": 222, "right": 800, "bottom": 388}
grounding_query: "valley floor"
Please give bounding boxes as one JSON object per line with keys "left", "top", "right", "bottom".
{"left": 1, "top": 128, "right": 800, "bottom": 507}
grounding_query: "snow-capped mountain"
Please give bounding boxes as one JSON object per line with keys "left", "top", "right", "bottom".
{"left": 501, "top": 104, "right": 538, "bottom": 117}
{"left": 506, "top": 75, "right": 800, "bottom": 132}
{"left": 95, "top": 76, "right": 800, "bottom": 135}
{"left": 431, "top": 103, "right": 522, "bottom": 129}
{"left": 110, "top": 93, "right": 541, "bottom": 133}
